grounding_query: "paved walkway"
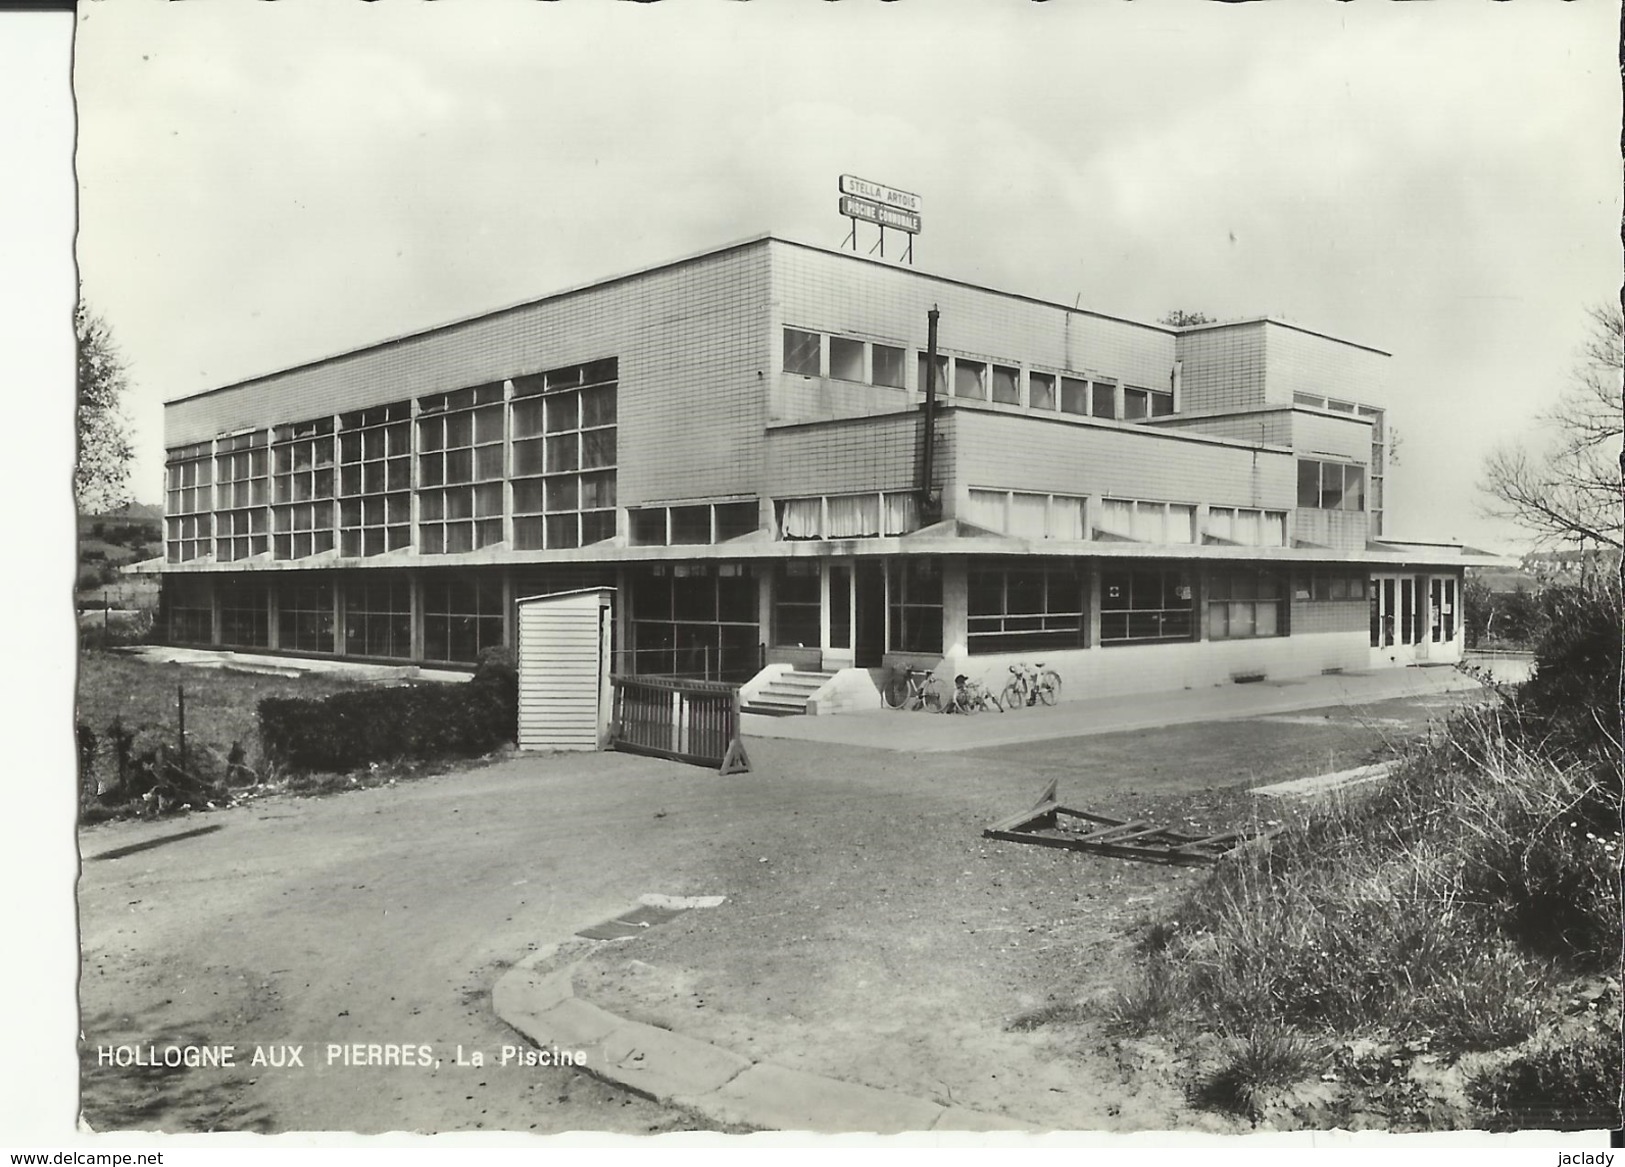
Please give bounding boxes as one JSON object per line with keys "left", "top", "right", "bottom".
{"left": 741, "top": 661, "right": 1530, "bottom": 753}
{"left": 493, "top": 907, "right": 1027, "bottom": 1133}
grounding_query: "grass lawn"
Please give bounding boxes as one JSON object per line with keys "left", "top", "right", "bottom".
{"left": 76, "top": 649, "right": 370, "bottom": 771}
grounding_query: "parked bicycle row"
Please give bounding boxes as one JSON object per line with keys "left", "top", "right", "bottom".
{"left": 882, "top": 662, "right": 1062, "bottom": 714}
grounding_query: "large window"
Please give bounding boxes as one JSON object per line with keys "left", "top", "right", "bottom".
{"left": 964, "top": 489, "right": 1086, "bottom": 540}
{"left": 628, "top": 563, "right": 759, "bottom": 682}
{"left": 160, "top": 577, "right": 213, "bottom": 644}
{"left": 829, "top": 336, "right": 865, "bottom": 381}
{"left": 511, "top": 360, "right": 617, "bottom": 551}
{"left": 953, "top": 358, "right": 988, "bottom": 401}
{"left": 1297, "top": 459, "right": 1366, "bottom": 511}
{"left": 422, "top": 573, "right": 504, "bottom": 664}
{"left": 419, "top": 383, "right": 505, "bottom": 554}
{"left": 345, "top": 574, "right": 412, "bottom": 659}
{"left": 271, "top": 417, "right": 336, "bottom": 559}
{"left": 773, "top": 561, "right": 821, "bottom": 647}
{"left": 967, "top": 561, "right": 1086, "bottom": 654}
{"left": 990, "top": 365, "right": 1021, "bottom": 405}
{"left": 1296, "top": 570, "right": 1368, "bottom": 602}
{"left": 217, "top": 577, "right": 269, "bottom": 648}
{"left": 888, "top": 559, "right": 943, "bottom": 654}
{"left": 1097, "top": 498, "right": 1196, "bottom": 544}
{"left": 165, "top": 442, "right": 213, "bottom": 562}
{"left": 1029, "top": 372, "right": 1056, "bottom": 411}
{"left": 1100, "top": 565, "right": 1194, "bottom": 644}
{"left": 629, "top": 500, "right": 758, "bottom": 546}
{"left": 279, "top": 579, "right": 334, "bottom": 654}
{"left": 338, "top": 401, "right": 411, "bottom": 556}
{"left": 784, "top": 328, "right": 821, "bottom": 376}
{"left": 1207, "top": 568, "right": 1287, "bottom": 640}
{"left": 1205, "top": 506, "right": 1288, "bottom": 548}
{"left": 214, "top": 431, "right": 269, "bottom": 561}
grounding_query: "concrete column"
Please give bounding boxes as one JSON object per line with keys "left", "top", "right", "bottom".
{"left": 209, "top": 576, "right": 223, "bottom": 647}
{"left": 1086, "top": 559, "right": 1102, "bottom": 648}
{"left": 941, "top": 555, "right": 968, "bottom": 665}
{"left": 266, "top": 577, "right": 281, "bottom": 650}
{"left": 409, "top": 570, "right": 424, "bottom": 662}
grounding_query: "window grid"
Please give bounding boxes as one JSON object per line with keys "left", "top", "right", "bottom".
{"left": 967, "top": 561, "right": 1086, "bottom": 654}
{"left": 422, "top": 574, "right": 505, "bottom": 664}
{"left": 1297, "top": 458, "right": 1366, "bottom": 511}
{"left": 165, "top": 442, "right": 213, "bottom": 562}
{"left": 345, "top": 574, "right": 412, "bottom": 659}
{"left": 214, "top": 431, "right": 270, "bottom": 561}
{"left": 1100, "top": 565, "right": 1195, "bottom": 644}
{"left": 279, "top": 580, "right": 335, "bottom": 654}
{"left": 511, "top": 361, "right": 618, "bottom": 551}
{"left": 419, "top": 383, "right": 505, "bottom": 554}
{"left": 271, "top": 417, "right": 336, "bottom": 559}
{"left": 1207, "top": 568, "right": 1287, "bottom": 641}
{"left": 887, "top": 559, "right": 943, "bottom": 654}
{"left": 338, "top": 401, "right": 412, "bottom": 557}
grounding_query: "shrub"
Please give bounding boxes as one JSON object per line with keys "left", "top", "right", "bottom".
{"left": 1468, "top": 1019, "right": 1624, "bottom": 1131}
{"left": 1114, "top": 573, "right": 1622, "bottom": 1090}
{"left": 259, "top": 679, "right": 515, "bottom": 774}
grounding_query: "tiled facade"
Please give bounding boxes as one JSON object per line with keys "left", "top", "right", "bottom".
{"left": 150, "top": 234, "right": 1495, "bottom": 700}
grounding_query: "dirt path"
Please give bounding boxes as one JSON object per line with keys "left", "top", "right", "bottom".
{"left": 77, "top": 691, "right": 1474, "bottom": 1133}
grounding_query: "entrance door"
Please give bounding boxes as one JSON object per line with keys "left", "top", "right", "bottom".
{"left": 1370, "top": 573, "right": 1422, "bottom": 667}
{"left": 854, "top": 559, "right": 886, "bottom": 667}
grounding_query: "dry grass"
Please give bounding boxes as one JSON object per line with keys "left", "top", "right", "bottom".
{"left": 1104, "top": 583, "right": 1623, "bottom": 1128}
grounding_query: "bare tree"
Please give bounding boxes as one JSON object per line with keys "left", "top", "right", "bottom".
{"left": 1481, "top": 303, "right": 1623, "bottom": 549}
{"left": 76, "top": 303, "right": 136, "bottom": 515}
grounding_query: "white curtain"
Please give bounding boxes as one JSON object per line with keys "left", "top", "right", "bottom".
{"left": 964, "top": 489, "right": 1007, "bottom": 533}
{"left": 1098, "top": 498, "right": 1134, "bottom": 538}
{"left": 1235, "top": 509, "right": 1260, "bottom": 546}
{"left": 1048, "top": 496, "right": 1085, "bottom": 540}
{"left": 882, "top": 491, "right": 918, "bottom": 535}
{"left": 1263, "top": 511, "right": 1287, "bottom": 547}
{"left": 1130, "top": 502, "right": 1163, "bottom": 542}
{"left": 1207, "top": 507, "right": 1234, "bottom": 542}
{"left": 826, "top": 493, "right": 880, "bottom": 538}
{"left": 1008, "top": 493, "right": 1050, "bottom": 539}
{"left": 1166, "top": 504, "right": 1196, "bottom": 544}
{"left": 780, "top": 497, "right": 823, "bottom": 539}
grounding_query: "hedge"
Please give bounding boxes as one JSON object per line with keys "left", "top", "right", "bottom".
{"left": 259, "top": 655, "right": 518, "bottom": 774}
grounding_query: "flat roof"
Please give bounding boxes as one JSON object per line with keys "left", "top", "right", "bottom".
{"left": 167, "top": 233, "right": 1387, "bottom": 407}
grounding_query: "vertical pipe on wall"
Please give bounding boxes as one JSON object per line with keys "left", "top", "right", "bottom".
{"left": 919, "top": 306, "right": 940, "bottom": 524}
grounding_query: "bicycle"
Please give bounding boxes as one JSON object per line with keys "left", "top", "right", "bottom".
{"left": 883, "top": 665, "right": 945, "bottom": 712}
{"left": 944, "top": 673, "right": 1003, "bottom": 715}
{"left": 1001, "top": 661, "right": 1061, "bottom": 709}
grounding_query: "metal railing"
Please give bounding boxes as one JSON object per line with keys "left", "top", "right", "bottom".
{"left": 609, "top": 674, "right": 751, "bottom": 773}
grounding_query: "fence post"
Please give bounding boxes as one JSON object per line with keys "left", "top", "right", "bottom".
{"left": 720, "top": 688, "right": 751, "bottom": 775}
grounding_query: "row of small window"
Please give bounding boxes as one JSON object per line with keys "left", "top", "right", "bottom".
{"left": 775, "top": 492, "right": 920, "bottom": 540}
{"left": 163, "top": 575, "right": 509, "bottom": 664}
{"left": 966, "top": 489, "right": 1289, "bottom": 548}
{"left": 1293, "top": 393, "right": 1384, "bottom": 423}
{"left": 629, "top": 502, "right": 760, "bottom": 547}
{"left": 165, "top": 359, "right": 617, "bottom": 531}
{"left": 783, "top": 328, "right": 1173, "bottom": 420}
{"left": 968, "top": 563, "right": 1289, "bottom": 651}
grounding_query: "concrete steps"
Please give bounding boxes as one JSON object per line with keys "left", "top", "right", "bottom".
{"left": 741, "top": 669, "right": 836, "bottom": 716}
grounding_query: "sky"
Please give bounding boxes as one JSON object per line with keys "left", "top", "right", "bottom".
{"left": 71, "top": 0, "right": 1621, "bottom": 554}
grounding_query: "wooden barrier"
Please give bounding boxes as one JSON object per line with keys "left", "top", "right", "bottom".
{"left": 609, "top": 675, "right": 751, "bottom": 774}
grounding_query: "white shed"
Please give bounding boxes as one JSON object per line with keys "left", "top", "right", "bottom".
{"left": 516, "top": 587, "right": 615, "bottom": 751}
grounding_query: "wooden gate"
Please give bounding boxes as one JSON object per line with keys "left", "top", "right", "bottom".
{"left": 609, "top": 675, "right": 751, "bottom": 774}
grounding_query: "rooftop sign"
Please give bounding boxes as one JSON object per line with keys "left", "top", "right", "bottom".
{"left": 838, "top": 174, "right": 922, "bottom": 215}
{"left": 839, "top": 195, "right": 922, "bottom": 236}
